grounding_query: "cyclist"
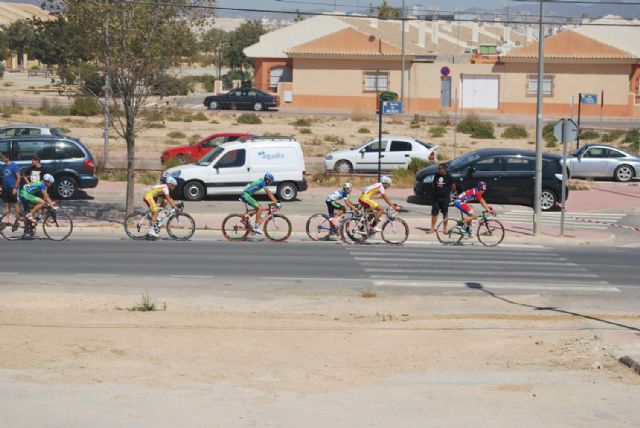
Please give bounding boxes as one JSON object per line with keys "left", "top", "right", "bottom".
{"left": 453, "top": 181, "right": 496, "bottom": 234}
{"left": 143, "top": 177, "right": 179, "bottom": 238}
{"left": 326, "top": 182, "right": 359, "bottom": 232}
{"left": 358, "top": 176, "right": 400, "bottom": 233}
{"left": 19, "top": 173, "right": 55, "bottom": 224}
{"left": 241, "top": 172, "right": 280, "bottom": 234}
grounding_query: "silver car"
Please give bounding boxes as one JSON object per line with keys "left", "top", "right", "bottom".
{"left": 0, "top": 124, "right": 65, "bottom": 138}
{"left": 567, "top": 144, "right": 640, "bottom": 182}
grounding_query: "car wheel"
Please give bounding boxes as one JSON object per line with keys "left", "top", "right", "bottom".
{"left": 540, "top": 188, "right": 558, "bottom": 211}
{"left": 56, "top": 175, "right": 78, "bottom": 199}
{"left": 614, "top": 164, "right": 634, "bottom": 182}
{"left": 183, "top": 181, "right": 204, "bottom": 201}
{"left": 253, "top": 102, "right": 264, "bottom": 111}
{"left": 277, "top": 182, "right": 297, "bottom": 202}
{"left": 208, "top": 100, "right": 218, "bottom": 110}
{"left": 334, "top": 160, "right": 353, "bottom": 174}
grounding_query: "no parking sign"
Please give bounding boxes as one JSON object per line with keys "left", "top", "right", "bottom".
{"left": 440, "top": 66, "right": 451, "bottom": 77}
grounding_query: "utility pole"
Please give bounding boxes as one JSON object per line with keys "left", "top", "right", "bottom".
{"left": 103, "top": 12, "right": 111, "bottom": 168}
{"left": 400, "top": 0, "right": 406, "bottom": 109}
{"left": 533, "top": 0, "right": 545, "bottom": 236}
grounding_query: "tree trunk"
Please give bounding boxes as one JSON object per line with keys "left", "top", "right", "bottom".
{"left": 125, "top": 119, "right": 135, "bottom": 216}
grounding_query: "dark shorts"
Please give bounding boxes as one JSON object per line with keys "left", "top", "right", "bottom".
{"left": 326, "top": 200, "right": 344, "bottom": 217}
{"left": 2, "top": 188, "right": 18, "bottom": 204}
{"left": 431, "top": 195, "right": 449, "bottom": 216}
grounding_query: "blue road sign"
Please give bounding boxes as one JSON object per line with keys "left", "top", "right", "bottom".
{"left": 579, "top": 93, "right": 598, "bottom": 104}
{"left": 382, "top": 101, "right": 403, "bottom": 114}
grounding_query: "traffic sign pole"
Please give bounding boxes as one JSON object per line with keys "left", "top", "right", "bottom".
{"left": 560, "top": 119, "right": 568, "bottom": 236}
{"left": 577, "top": 92, "right": 582, "bottom": 149}
{"left": 378, "top": 98, "right": 382, "bottom": 181}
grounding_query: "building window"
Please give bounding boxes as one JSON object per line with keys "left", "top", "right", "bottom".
{"left": 527, "top": 75, "right": 554, "bottom": 96}
{"left": 363, "top": 72, "right": 389, "bottom": 92}
{"left": 269, "top": 66, "right": 292, "bottom": 90}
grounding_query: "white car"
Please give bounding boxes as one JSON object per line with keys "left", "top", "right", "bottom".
{"left": 0, "top": 124, "right": 65, "bottom": 137}
{"left": 324, "top": 135, "right": 438, "bottom": 174}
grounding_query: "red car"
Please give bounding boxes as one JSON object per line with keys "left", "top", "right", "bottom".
{"left": 160, "top": 132, "right": 254, "bottom": 165}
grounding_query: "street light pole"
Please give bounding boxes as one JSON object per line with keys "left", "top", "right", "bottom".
{"left": 400, "top": 0, "right": 406, "bottom": 109}
{"left": 533, "top": 0, "right": 545, "bottom": 236}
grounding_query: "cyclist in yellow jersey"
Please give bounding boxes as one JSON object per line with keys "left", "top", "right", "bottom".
{"left": 143, "top": 177, "right": 178, "bottom": 237}
{"left": 358, "top": 176, "right": 400, "bottom": 232}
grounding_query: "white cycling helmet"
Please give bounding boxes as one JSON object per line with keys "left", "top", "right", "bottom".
{"left": 343, "top": 182, "right": 352, "bottom": 191}
{"left": 43, "top": 173, "right": 55, "bottom": 183}
{"left": 380, "top": 176, "right": 392, "bottom": 185}
{"left": 165, "top": 177, "right": 177, "bottom": 186}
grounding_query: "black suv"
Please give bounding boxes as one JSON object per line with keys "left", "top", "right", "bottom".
{"left": 204, "top": 88, "right": 280, "bottom": 111}
{"left": 414, "top": 148, "right": 567, "bottom": 211}
{"left": 0, "top": 135, "right": 99, "bottom": 199}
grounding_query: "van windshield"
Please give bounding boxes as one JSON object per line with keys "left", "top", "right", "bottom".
{"left": 448, "top": 152, "right": 481, "bottom": 169}
{"left": 196, "top": 147, "right": 224, "bottom": 166}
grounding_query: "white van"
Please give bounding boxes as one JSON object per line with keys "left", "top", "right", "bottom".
{"left": 163, "top": 137, "right": 307, "bottom": 202}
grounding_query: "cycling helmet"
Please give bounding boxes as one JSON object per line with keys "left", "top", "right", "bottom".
{"left": 264, "top": 172, "right": 274, "bottom": 182}
{"left": 380, "top": 176, "right": 392, "bottom": 185}
{"left": 43, "top": 174, "right": 55, "bottom": 183}
{"left": 165, "top": 177, "right": 177, "bottom": 186}
{"left": 343, "top": 182, "right": 352, "bottom": 191}
{"left": 477, "top": 181, "right": 487, "bottom": 191}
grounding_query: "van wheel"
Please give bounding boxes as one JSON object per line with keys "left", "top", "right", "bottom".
{"left": 334, "top": 160, "right": 353, "bottom": 174}
{"left": 277, "top": 182, "right": 297, "bottom": 202}
{"left": 183, "top": 181, "right": 204, "bottom": 201}
{"left": 56, "top": 176, "right": 78, "bottom": 199}
{"left": 540, "top": 188, "right": 558, "bottom": 211}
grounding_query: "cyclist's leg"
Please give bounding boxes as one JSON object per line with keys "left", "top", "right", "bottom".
{"left": 30, "top": 196, "right": 45, "bottom": 219}
{"left": 241, "top": 193, "right": 261, "bottom": 228}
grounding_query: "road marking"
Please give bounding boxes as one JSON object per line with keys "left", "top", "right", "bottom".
{"left": 363, "top": 268, "right": 597, "bottom": 277}
{"left": 372, "top": 280, "right": 619, "bottom": 292}
{"left": 355, "top": 258, "right": 578, "bottom": 266}
{"left": 77, "top": 273, "right": 118, "bottom": 277}
{"left": 170, "top": 275, "right": 214, "bottom": 279}
{"left": 347, "top": 249, "right": 558, "bottom": 257}
{"left": 0, "top": 272, "right": 18, "bottom": 275}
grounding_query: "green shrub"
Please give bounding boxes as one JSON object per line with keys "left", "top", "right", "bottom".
{"left": 189, "top": 134, "right": 202, "bottom": 145}
{"left": 542, "top": 122, "right": 557, "bottom": 144}
{"left": 323, "top": 135, "right": 345, "bottom": 145}
{"left": 167, "top": 115, "right": 183, "bottom": 122}
{"left": 1, "top": 101, "right": 23, "bottom": 115}
{"left": 191, "top": 112, "right": 208, "bottom": 121}
{"left": 429, "top": 125, "right": 446, "bottom": 138}
{"left": 411, "top": 114, "right": 426, "bottom": 125}
{"left": 70, "top": 96, "right": 100, "bottom": 116}
{"left": 182, "top": 116, "right": 193, "bottom": 123}
{"left": 600, "top": 130, "right": 625, "bottom": 142}
{"left": 622, "top": 129, "right": 640, "bottom": 153}
{"left": 470, "top": 122, "right": 495, "bottom": 139}
{"left": 407, "top": 157, "right": 433, "bottom": 174}
{"left": 291, "top": 118, "right": 312, "bottom": 127}
{"left": 139, "top": 171, "right": 159, "bottom": 185}
{"left": 143, "top": 110, "right": 165, "bottom": 122}
{"left": 545, "top": 140, "right": 558, "bottom": 148}
{"left": 299, "top": 128, "right": 312, "bottom": 134}
{"left": 237, "top": 113, "right": 262, "bottom": 124}
{"left": 150, "top": 75, "right": 192, "bottom": 96}
{"left": 456, "top": 115, "right": 494, "bottom": 138}
{"left": 167, "top": 131, "right": 186, "bottom": 139}
{"left": 0, "top": 62, "right": 4, "bottom": 79}
{"left": 501, "top": 125, "right": 528, "bottom": 139}
{"left": 410, "top": 124, "right": 420, "bottom": 129}
{"left": 358, "top": 127, "right": 370, "bottom": 134}
{"left": 456, "top": 115, "right": 482, "bottom": 134}
{"left": 579, "top": 129, "right": 600, "bottom": 140}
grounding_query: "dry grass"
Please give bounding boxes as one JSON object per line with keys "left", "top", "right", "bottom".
{"left": 360, "top": 290, "right": 377, "bottom": 298}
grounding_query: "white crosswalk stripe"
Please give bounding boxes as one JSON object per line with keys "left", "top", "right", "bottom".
{"left": 499, "top": 209, "right": 625, "bottom": 230}
{"left": 345, "top": 246, "right": 619, "bottom": 292}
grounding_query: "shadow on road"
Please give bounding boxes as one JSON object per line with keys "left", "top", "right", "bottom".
{"left": 466, "top": 282, "right": 640, "bottom": 333}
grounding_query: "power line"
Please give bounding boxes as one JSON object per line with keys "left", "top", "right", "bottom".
{"left": 511, "top": 0, "right": 640, "bottom": 5}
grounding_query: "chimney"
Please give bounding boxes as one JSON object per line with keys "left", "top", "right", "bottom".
{"left": 471, "top": 23, "right": 479, "bottom": 43}
{"left": 432, "top": 20, "right": 439, "bottom": 44}
{"left": 418, "top": 23, "right": 426, "bottom": 48}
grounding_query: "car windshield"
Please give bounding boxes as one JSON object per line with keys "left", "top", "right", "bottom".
{"left": 196, "top": 146, "right": 224, "bottom": 166}
{"left": 448, "top": 152, "right": 481, "bottom": 169}
{"left": 574, "top": 146, "right": 589, "bottom": 156}
{"left": 415, "top": 139, "right": 433, "bottom": 149}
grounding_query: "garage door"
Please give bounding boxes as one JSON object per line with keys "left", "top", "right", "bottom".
{"left": 461, "top": 75, "right": 499, "bottom": 109}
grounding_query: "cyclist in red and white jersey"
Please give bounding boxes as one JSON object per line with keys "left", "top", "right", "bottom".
{"left": 453, "top": 181, "right": 495, "bottom": 233}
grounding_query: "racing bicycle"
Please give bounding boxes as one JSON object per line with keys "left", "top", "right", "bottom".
{"left": 305, "top": 208, "right": 360, "bottom": 241}
{"left": 222, "top": 202, "right": 291, "bottom": 242}
{"left": 124, "top": 202, "right": 195, "bottom": 240}
{"left": 340, "top": 206, "right": 409, "bottom": 245}
{"left": 435, "top": 210, "right": 505, "bottom": 247}
{"left": 0, "top": 202, "right": 73, "bottom": 241}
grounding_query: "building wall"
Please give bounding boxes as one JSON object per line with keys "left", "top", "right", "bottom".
{"left": 254, "top": 58, "right": 293, "bottom": 92}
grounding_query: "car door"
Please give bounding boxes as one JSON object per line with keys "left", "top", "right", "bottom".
{"left": 224, "top": 89, "right": 243, "bottom": 109}
{"left": 354, "top": 139, "right": 388, "bottom": 172}
{"left": 500, "top": 155, "right": 536, "bottom": 204}
{"left": 601, "top": 148, "right": 627, "bottom": 177}
{"left": 459, "top": 155, "right": 505, "bottom": 202}
{"left": 197, "top": 135, "right": 226, "bottom": 159}
{"left": 386, "top": 140, "right": 413, "bottom": 169}
{"left": 574, "top": 147, "right": 607, "bottom": 177}
{"left": 211, "top": 148, "right": 247, "bottom": 194}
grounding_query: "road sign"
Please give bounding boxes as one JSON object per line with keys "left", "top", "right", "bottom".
{"left": 579, "top": 93, "right": 598, "bottom": 105}
{"left": 440, "top": 66, "right": 451, "bottom": 77}
{"left": 553, "top": 118, "right": 579, "bottom": 143}
{"left": 382, "top": 101, "right": 403, "bottom": 114}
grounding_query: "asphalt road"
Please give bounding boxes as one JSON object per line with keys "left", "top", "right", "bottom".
{"left": 1, "top": 238, "right": 638, "bottom": 302}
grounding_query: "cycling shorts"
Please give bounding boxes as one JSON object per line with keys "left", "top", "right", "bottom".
{"left": 359, "top": 196, "right": 378, "bottom": 211}
{"left": 240, "top": 192, "right": 260, "bottom": 209}
{"left": 143, "top": 193, "right": 165, "bottom": 213}
{"left": 454, "top": 200, "right": 473, "bottom": 215}
{"left": 326, "top": 200, "right": 345, "bottom": 217}
{"left": 19, "top": 189, "right": 41, "bottom": 205}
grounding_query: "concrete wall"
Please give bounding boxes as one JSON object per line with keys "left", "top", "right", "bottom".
{"left": 254, "top": 58, "right": 293, "bottom": 92}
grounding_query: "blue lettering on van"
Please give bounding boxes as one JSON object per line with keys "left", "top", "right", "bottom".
{"left": 258, "top": 151, "right": 285, "bottom": 161}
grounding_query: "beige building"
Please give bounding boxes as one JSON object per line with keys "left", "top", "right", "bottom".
{"left": 0, "top": 2, "right": 53, "bottom": 70}
{"left": 245, "top": 15, "right": 640, "bottom": 118}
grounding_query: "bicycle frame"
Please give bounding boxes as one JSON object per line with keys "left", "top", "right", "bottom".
{"left": 241, "top": 202, "right": 279, "bottom": 228}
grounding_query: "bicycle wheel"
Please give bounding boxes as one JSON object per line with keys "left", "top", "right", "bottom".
{"left": 435, "top": 220, "right": 463, "bottom": 245}
{"left": 306, "top": 213, "right": 333, "bottom": 241}
{"left": 476, "top": 219, "right": 505, "bottom": 247}
{"left": 264, "top": 214, "right": 292, "bottom": 242}
{"left": 166, "top": 212, "right": 196, "bottom": 241}
{"left": 0, "top": 212, "right": 26, "bottom": 241}
{"left": 341, "top": 217, "right": 368, "bottom": 244}
{"left": 43, "top": 211, "right": 73, "bottom": 241}
{"left": 221, "top": 213, "right": 250, "bottom": 241}
{"left": 124, "top": 211, "right": 150, "bottom": 240}
{"left": 381, "top": 218, "right": 409, "bottom": 245}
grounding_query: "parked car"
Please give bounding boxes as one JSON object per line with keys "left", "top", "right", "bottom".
{"left": 204, "top": 88, "right": 280, "bottom": 111}
{"left": 414, "top": 148, "right": 567, "bottom": 211}
{"left": 566, "top": 144, "right": 639, "bottom": 182}
{"left": 160, "top": 133, "right": 255, "bottom": 165}
{"left": 0, "top": 135, "right": 98, "bottom": 199}
{"left": 324, "top": 136, "right": 438, "bottom": 174}
{"left": 163, "top": 137, "right": 307, "bottom": 202}
{"left": 0, "top": 124, "right": 66, "bottom": 137}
